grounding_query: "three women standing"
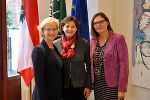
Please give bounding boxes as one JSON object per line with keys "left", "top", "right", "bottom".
{"left": 32, "top": 12, "right": 129, "bottom": 100}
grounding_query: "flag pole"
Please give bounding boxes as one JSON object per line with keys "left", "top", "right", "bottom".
{"left": 28, "top": 83, "right": 32, "bottom": 100}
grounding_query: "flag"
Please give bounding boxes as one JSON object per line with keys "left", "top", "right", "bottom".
{"left": 49, "top": 0, "right": 67, "bottom": 21}
{"left": 71, "top": 0, "right": 90, "bottom": 42}
{"left": 17, "top": 0, "right": 39, "bottom": 86}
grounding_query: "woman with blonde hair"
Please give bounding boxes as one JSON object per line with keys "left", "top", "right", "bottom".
{"left": 32, "top": 17, "right": 63, "bottom": 100}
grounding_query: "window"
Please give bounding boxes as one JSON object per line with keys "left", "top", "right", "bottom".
{"left": 6, "top": 0, "right": 21, "bottom": 77}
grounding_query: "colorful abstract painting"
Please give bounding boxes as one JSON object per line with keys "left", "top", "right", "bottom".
{"left": 132, "top": 0, "right": 150, "bottom": 89}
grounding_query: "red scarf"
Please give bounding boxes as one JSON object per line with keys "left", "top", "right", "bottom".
{"left": 61, "top": 34, "right": 77, "bottom": 58}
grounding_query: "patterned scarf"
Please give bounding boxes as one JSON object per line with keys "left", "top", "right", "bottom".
{"left": 61, "top": 34, "right": 77, "bottom": 58}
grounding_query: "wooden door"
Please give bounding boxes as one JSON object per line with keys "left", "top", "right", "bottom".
{"left": 0, "top": 0, "right": 21, "bottom": 100}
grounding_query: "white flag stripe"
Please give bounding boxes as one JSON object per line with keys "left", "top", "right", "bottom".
{"left": 18, "top": 18, "right": 34, "bottom": 71}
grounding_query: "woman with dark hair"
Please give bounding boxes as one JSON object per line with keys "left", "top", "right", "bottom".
{"left": 54, "top": 16, "right": 92, "bottom": 100}
{"left": 90, "top": 12, "right": 129, "bottom": 100}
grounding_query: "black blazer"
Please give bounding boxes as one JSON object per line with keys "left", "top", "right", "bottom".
{"left": 54, "top": 37, "right": 92, "bottom": 89}
{"left": 32, "top": 39, "right": 63, "bottom": 100}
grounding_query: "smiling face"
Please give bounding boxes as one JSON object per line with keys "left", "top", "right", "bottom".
{"left": 62, "top": 21, "right": 77, "bottom": 39}
{"left": 42, "top": 22, "right": 58, "bottom": 42}
{"left": 93, "top": 15, "right": 109, "bottom": 35}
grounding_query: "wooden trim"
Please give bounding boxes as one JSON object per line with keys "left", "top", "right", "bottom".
{"left": 1, "top": 0, "right": 8, "bottom": 100}
{"left": 0, "top": 1, "right": 21, "bottom": 100}
{"left": 8, "top": 75, "right": 21, "bottom": 100}
{"left": 0, "top": 0, "right": 2, "bottom": 99}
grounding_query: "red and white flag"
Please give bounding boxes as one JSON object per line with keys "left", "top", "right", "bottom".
{"left": 17, "top": 0, "right": 39, "bottom": 86}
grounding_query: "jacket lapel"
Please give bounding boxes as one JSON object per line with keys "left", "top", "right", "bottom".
{"left": 42, "top": 39, "right": 62, "bottom": 70}
{"left": 104, "top": 31, "right": 115, "bottom": 58}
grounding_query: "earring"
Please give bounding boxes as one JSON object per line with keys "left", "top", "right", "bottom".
{"left": 41, "top": 33, "right": 45, "bottom": 38}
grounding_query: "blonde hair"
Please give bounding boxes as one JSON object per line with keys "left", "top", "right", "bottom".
{"left": 37, "top": 17, "right": 59, "bottom": 35}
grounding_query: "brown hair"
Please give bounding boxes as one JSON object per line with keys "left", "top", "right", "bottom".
{"left": 59, "top": 16, "right": 79, "bottom": 35}
{"left": 91, "top": 12, "right": 113, "bottom": 38}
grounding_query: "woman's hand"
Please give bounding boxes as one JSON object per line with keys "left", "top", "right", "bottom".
{"left": 118, "top": 92, "right": 125, "bottom": 100}
{"left": 84, "top": 88, "right": 91, "bottom": 98}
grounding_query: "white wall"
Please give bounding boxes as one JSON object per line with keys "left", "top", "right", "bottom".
{"left": 98, "top": 0, "right": 115, "bottom": 29}
{"left": 38, "top": 0, "right": 50, "bottom": 22}
{"left": 99, "top": 0, "right": 150, "bottom": 100}
{"left": 87, "top": 0, "right": 98, "bottom": 32}
{"left": 38, "top": 0, "right": 72, "bottom": 22}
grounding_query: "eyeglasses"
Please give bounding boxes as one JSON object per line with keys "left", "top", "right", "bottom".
{"left": 93, "top": 20, "right": 106, "bottom": 26}
{"left": 44, "top": 28, "right": 58, "bottom": 32}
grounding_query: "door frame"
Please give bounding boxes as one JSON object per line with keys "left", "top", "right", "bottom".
{"left": 0, "top": 0, "right": 2, "bottom": 98}
{"left": 0, "top": 0, "right": 21, "bottom": 100}
{"left": 0, "top": 0, "right": 8, "bottom": 100}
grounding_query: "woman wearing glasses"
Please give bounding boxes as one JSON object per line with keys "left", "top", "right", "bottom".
{"left": 32, "top": 17, "right": 63, "bottom": 100}
{"left": 90, "top": 12, "right": 129, "bottom": 100}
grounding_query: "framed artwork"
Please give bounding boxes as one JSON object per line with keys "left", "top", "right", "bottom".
{"left": 132, "top": 0, "right": 150, "bottom": 89}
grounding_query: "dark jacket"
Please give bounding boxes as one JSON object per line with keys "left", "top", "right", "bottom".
{"left": 54, "top": 37, "right": 92, "bottom": 89}
{"left": 32, "top": 39, "right": 63, "bottom": 100}
{"left": 90, "top": 31, "right": 129, "bottom": 92}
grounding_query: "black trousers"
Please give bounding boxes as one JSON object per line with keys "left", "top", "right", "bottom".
{"left": 63, "top": 84, "right": 87, "bottom": 100}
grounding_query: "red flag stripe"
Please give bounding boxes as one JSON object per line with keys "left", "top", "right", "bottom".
{"left": 17, "top": 0, "right": 39, "bottom": 86}
{"left": 17, "top": 67, "right": 34, "bottom": 86}
{"left": 22, "top": 0, "right": 39, "bottom": 47}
